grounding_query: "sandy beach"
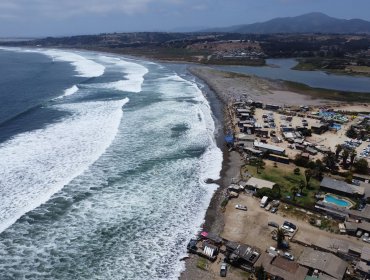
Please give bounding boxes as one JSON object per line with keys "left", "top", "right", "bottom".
{"left": 189, "top": 66, "right": 343, "bottom": 107}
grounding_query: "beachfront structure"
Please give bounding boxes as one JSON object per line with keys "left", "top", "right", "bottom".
{"left": 224, "top": 241, "right": 261, "bottom": 271}
{"left": 320, "top": 177, "right": 365, "bottom": 197}
{"left": 255, "top": 253, "right": 308, "bottom": 280}
{"left": 253, "top": 141, "right": 285, "bottom": 155}
{"left": 246, "top": 177, "right": 275, "bottom": 191}
{"left": 298, "top": 248, "right": 348, "bottom": 280}
{"left": 311, "top": 123, "right": 330, "bottom": 135}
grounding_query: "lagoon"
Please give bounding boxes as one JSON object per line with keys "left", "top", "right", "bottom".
{"left": 216, "top": 58, "right": 370, "bottom": 93}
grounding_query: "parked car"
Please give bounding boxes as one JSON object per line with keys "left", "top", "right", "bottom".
{"left": 271, "top": 200, "right": 280, "bottom": 207}
{"left": 283, "top": 252, "right": 294, "bottom": 261}
{"left": 268, "top": 221, "right": 279, "bottom": 228}
{"left": 362, "top": 233, "right": 370, "bottom": 243}
{"left": 265, "top": 203, "right": 272, "bottom": 211}
{"left": 220, "top": 262, "right": 227, "bottom": 277}
{"left": 271, "top": 207, "right": 278, "bottom": 213}
{"left": 284, "top": 221, "right": 297, "bottom": 230}
{"left": 235, "top": 204, "right": 247, "bottom": 211}
{"left": 267, "top": 246, "right": 279, "bottom": 257}
{"left": 281, "top": 225, "right": 294, "bottom": 233}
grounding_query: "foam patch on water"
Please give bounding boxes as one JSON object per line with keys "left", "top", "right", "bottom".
{"left": 0, "top": 98, "right": 128, "bottom": 233}
{"left": 0, "top": 47, "right": 105, "bottom": 78}
{"left": 157, "top": 73, "right": 223, "bottom": 182}
{"left": 54, "top": 85, "right": 79, "bottom": 100}
{"left": 42, "top": 49, "right": 105, "bottom": 78}
{"left": 93, "top": 55, "right": 149, "bottom": 93}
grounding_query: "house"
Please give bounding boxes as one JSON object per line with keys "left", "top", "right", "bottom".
{"left": 265, "top": 104, "right": 280, "bottom": 111}
{"left": 254, "top": 141, "right": 285, "bottom": 155}
{"left": 255, "top": 253, "right": 308, "bottom": 280}
{"left": 320, "top": 177, "right": 365, "bottom": 197}
{"left": 298, "top": 248, "right": 348, "bottom": 280}
{"left": 306, "top": 147, "right": 318, "bottom": 156}
{"left": 348, "top": 205, "right": 370, "bottom": 223}
{"left": 312, "top": 123, "right": 329, "bottom": 135}
{"left": 269, "top": 154, "right": 290, "bottom": 164}
{"left": 245, "top": 177, "right": 275, "bottom": 191}
{"left": 224, "top": 241, "right": 261, "bottom": 271}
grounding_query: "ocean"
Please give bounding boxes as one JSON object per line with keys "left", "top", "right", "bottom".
{"left": 0, "top": 48, "right": 223, "bottom": 279}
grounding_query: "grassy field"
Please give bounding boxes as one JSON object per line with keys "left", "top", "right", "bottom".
{"left": 244, "top": 163, "right": 321, "bottom": 208}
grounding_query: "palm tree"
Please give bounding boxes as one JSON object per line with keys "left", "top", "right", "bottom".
{"left": 255, "top": 265, "right": 267, "bottom": 280}
{"left": 304, "top": 169, "right": 312, "bottom": 188}
{"left": 272, "top": 228, "right": 286, "bottom": 249}
{"left": 342, "top": 149, "right": 350, "bottom": 167}
{"left": 335, "top": 144, "right": 343, "bottom": 160}
{"left": 299, "top": 179, "right": 305, "bottom": 194}
{"left": 291, "top": 186, "right": 299, "bottom": 201}
{"left": 350, "top": 149, "right": 357, "bottom": 166}
{"left": 323, "top": 152, "right": 336, "bottom": 172}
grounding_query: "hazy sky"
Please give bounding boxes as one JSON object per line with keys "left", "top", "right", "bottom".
{"left": 1, "top": 0, "right": 370, "bottom": 37}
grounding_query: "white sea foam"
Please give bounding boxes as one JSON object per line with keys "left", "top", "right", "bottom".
{"left": 42, "top": 49, "right": 105, "bottom": 78}
{"left": 0, "top": 47, "right": 105, "bottom": 78}
{"left": 54, "top": 85, "right": 79, "bottom": 100}
{"left": 95, "top": 56, "right": 149, "bottom": 93}
{"left": 0, "top": 98, "right": 128, "bottom": 233}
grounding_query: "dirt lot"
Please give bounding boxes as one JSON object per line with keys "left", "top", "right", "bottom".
{"left": 222, "top": 194, "right": 368, "bottom": 260}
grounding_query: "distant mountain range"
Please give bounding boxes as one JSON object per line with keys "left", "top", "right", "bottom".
{"left": 202, "top": 12, "right": 370, "bottom": 34}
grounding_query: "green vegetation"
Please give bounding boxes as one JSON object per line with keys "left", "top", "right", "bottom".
{"left": 354, "top": 159, "right": 369, "bottom": 174}
{"left": 272, "top": 228, "right": 286, "bottom": 249}
{"left": 196, "top": 257, "right": 208, "bottom": 271}
{"left": 221, "top": 197, "right": 229, "bottom": 208}
{"left": 283, "top": 80, "right": 370, "bottom": 103}
{"left": 246, "top": 164, "right": 321, "bottom": 207}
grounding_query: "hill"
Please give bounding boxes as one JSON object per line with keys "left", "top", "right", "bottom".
{"left": 204, "top": 12, "right": 370, "bottom": 34}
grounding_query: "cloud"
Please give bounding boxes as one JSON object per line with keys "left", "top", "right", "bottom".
{"left": 0, "top": 0, "right": 182, "bottom": 20}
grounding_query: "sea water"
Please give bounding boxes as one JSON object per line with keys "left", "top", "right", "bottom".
{"left": 0, "top": 48, "right": 223, "bottom": 279}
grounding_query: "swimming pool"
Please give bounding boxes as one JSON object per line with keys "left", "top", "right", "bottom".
{"left": 324, "top": 194, "right": 352, "bottom": 208}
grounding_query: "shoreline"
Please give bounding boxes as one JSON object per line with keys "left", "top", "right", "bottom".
{"left": 179, "top": 66, "right": 245, "bottom": 280}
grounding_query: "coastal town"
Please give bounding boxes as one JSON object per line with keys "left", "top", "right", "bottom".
{"left": 183, "top": 96, "right": 370, "bottom": 280}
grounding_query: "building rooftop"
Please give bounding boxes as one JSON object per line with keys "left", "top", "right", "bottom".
{"left": 361, "top": 246, "right": 370, "bottom": 262}
{"left": 298, "top": 248, "right": 348, "bottom": 280}
{"left": 254, "top": 141, "right": 285, "bottom": 153}
{"left": 246, "top": 177, "right": 275, "bottom": 190}
{"left": 255, "top": 253, "right": 308, "bottom": 280}
{"left": 320, "top": 177, "right": 364, "bottom": 196}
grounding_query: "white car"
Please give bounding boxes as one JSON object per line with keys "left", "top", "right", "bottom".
{"left": 283, "top": 252, "right": 294, "bottom": 261}
{"left": 281, "top": 225, "right": 294, "bottom": 233}
{"left": 235, "top": 204, "right": 247, "bottom": 211}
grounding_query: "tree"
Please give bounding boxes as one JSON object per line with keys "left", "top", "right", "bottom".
{"left": 272, "top": 228, "right": 286, "bottom": 249}
{"left": 350, "top": 149, "right": 357, "bottom": 166}
{"left": 294, "top": 154, "right": 309, "bottom": 167}
{"left": 299, "top": 179, "right": 305, "bottom": 194}
{"left": 255, "top": 265, "right": 267, "bottom": 280}
{"left": 346, "top": 126, "right": 358, "bottom": 139}
{"left": 335, "top": 144, "right": 343, "bottom": 160}
{"left": 304, "top": 169, "right": 312, "bottom": 188}
{"left": 251, "top": 157, "right": 265, "bottom": 174}
{"left": 272, "top": 184, "right": 281, "bottom": 198}
{"left": 354, "top": 159, "right": 369, "bottom": 174}
{"left": 291, "top": 186, "right": 299, "bottom": 201}
{"left": 323, "top": 152, "right": 337, "bottom": 172}
{"left": 342, "top": 149, "right": 350, "bottom": 166}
